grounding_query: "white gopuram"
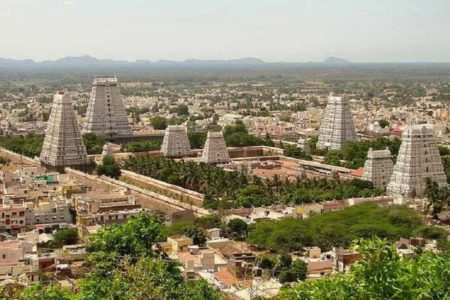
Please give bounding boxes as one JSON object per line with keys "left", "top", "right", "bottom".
{"left": 362, "top": 148, "right": 393, "bottom": 190}
{"left": 161, "top": 125, "right": 191, "bottom": 158}
{"left": 201, "top": 131, "right": 230, "bottom": 164}
{"left": 40, "top": 91, "right": 89, "bottom": 167}
{"left": 387, "top": 125, "right": 447, "bottom": 197}
{"left": 83, "top": 76, "right": 132, "bottom": 139}
{"left": 297, "top": 137, "right": 311, "bottom": 155}
{"left": 317, "top": 95, "right": 358, "bottom": 150}
{"left": 101, "top": 142, "right": 114, "bottom": 158}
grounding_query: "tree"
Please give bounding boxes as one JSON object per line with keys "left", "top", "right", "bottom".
{"left": 284, "top": 145, "right": 312, "bottom": 160}
{"left": 82, "top": 133, "right": 105, "bottom": 155}
{"left": 170, "top": 104, "right": 189, "bottom": 116}
{"left": 53, "top": 228, "right": 78, "bottom": 246}
{"left": 291, "top": 260, "right": 307, "bottom": 281}
{"left": 122, "top": 140, "right": 162, "bottom": 152}
{"left": 194, "top": 215, "right": 223, "bottom": 230}
{"left": 87, "top": 212, "right": 165, "bottom": 258}
{"left": 227, "top": 218, "right": 248, "bottom": 238}
{"left": 247, "top": 203, "right": 422, "bottom": 252}
{"left": 378, "top": 119, "right": 390, "bottom": 128}
{"left": 150, "top": 116, "right": 168, "bottom": 130}
{"left": 425, "top": 178, "right": 449, "bottom": 219}
{"left": 0, "top": 134, "right": 44, "bottom": 157}
{"left": 97, "top": 156, "right": 121, "bottom": 179}
{"left": 256, "top": 255, "right": 276, "bottom": 269}
{"left": 277, "top": 253, "right": 292, "bottom": 269}
{"left": 19, "top": 283, "right": 72, "bottom": 300}
{"left": 188, "top": 131, "right": 207, "bottom": 149}
{"left": 184, "top": 226, "right": 207, "bottom": 246}
{"left": 324, "top": 150, "right": 342, "bottom": 166}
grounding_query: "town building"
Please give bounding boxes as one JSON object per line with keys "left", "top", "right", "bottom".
{"left": 40, "top": 91, "right": 90, "bottom": 168}
{"left": 317, "top": 95, "right": 358, "bottom": 150}
{"left": 387, "top": 125, "right": 448, "bottom": 197}
{"left": 161, "top": 125, "right": 191, "bottom": 158}
{"left": 83, "top": 77, "right": 132, "bottom": 139}
{"left": 332, "top": 247, "right": 361, "bottom": 273}
{"left": 362, "top": 148, "right": 394, "bottom": 189}
{"left": 32, "top": 199, "right": 72, "bottom": 227}
{"left": 201, "top": 131, "right": 230, "bottom": 164}
{"left": 73, "top": 192, "right": 146, "bottom": 237}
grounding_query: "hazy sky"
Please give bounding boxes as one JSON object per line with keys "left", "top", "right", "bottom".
{"left": 1, "top": 0, "right": 449, "bottom": 62}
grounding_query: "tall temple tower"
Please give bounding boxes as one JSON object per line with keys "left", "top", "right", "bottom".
{"left": 83, "top": 76, "right": 131, "bottom": 139}
{"left": 387, "top": 125, "right": 447, "bottom": 197}
{"left": 161, "top": 125, "right": 191, "bottom": 158}
{"left": 40, "top": 91, "right": 90, "bottom": 167}
{"left": 317, "top": 95, "right": 358, "bottom": 150}
{"left": 362, "top": 148, "right": 393, "bottom": 190}
{"left": 201, "top": 131, "right": 230, "bottom": 164}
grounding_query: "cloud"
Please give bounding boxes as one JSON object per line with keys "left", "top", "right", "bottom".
{"left": 63, "top": 0, "right": 75, "bottom": 5}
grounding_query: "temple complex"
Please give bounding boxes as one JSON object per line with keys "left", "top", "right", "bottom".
{"left": 201, "top": 131, "right": 230, "bottom": 164}
{"left": 362, "top": 148, "right": 393, "bottom": 190}
{"left": 161, "top": 125, "right": 191, "bottom": 158}
{"left": 40, "top": 91, "right": 89, "bottom": 167}
{"left": 387, "top": 125, "right": 447, "bottom": 197}
{"left": 83, "top": 76, "right": 131, "bottom": 139}
{"left": 317, "top": 95, "right": 358, "bottom": 150}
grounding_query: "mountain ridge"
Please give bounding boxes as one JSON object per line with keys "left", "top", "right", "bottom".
{"left": 0, "top": 55, "right": 448, "bottom": 69}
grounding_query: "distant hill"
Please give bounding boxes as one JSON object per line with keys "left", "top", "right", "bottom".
{"left": 0, "top": 55, "right": 449, "bottom": 75}
{"left": 322, "top": 56, "right": 351, "bottom": 64}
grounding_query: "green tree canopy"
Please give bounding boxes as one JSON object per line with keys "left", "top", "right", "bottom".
{"left": 96, "top": 155, "right": 121, "bottom": 179}
{"left": 151, "top": 116, "right": 168, "bottom": 130}
{"left": 53, "top": 228, "right": 78, "bottom": 246}
{"left": 247, "top": 203, "right": 422, "bottom": 252}
{"left": 82, "top": 133, "right": 105, "bottom": 155}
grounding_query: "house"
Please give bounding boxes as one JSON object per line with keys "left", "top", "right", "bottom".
{"left": 0, "top": 240, "right": 34, "bottom": 266}
{"left": 306, "top": 259, "right": 333, "bottom": 278}
{"left": 227, "top": 252, "right": 257, "bottom": 279}
{"left": 332, "top": 247, "right": 361, "bottom": 272}
{"left": 167, "top": 236, "right": 193, "bottom": 254}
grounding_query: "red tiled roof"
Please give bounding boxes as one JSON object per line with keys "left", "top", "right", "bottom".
{"left": 351, "top": 167, "right": 364, "bottom": 177}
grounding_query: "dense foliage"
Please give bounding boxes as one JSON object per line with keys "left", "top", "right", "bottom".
{"left": 150, "top": 116, "right": 168, "bottom": 130}
{"left": 121, "top": 139, "right": 162, "bottom": 152}
{"left": 279, "top": 238, "right": 450, "bottom": 300}
{"left": 256, "top": 253, "right": 307, "bottom": 283}
{"left": 323, "top": 137, "right": 401, "bottom": 169}
{"left": 425, "top": 178, "right": 450, "bottom": 219}
{"left": 82, "top": 133, "right": 105, "bottom": 155}
{"left": 283, "top": 145, "right": 312, "bottom": 160}
{"left": 247, "top": 203, "right": 423, "bottom": 252}
{"left": 14, "top": 214, "right": 221, "bottom": 300}
{"left": 223, "top": 121, "right": 274, "bottom": 147}
{"left": 188, "top": 131, "right": 207, "bottom": 149}
{"left": 442, "top": 155, "right": 450, "bottom": 183}
{"left": 170, "top": 104, "right": 189, "bottom": 116}
{"left": 0, "top": 134, "right": 44, "bottom": 157}
{"left": 123, "top": 156, "right": 383, "bottom": 209}
{"left": 96, "top": 155, "right": 121, "bottom": 179}
{"left": 53, "top": 228, "right": 78, "bottom": 246}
